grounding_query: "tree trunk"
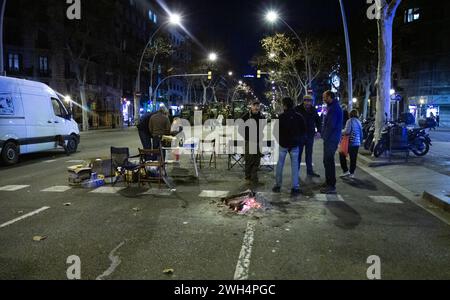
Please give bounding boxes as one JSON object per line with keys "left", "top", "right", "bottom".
{"left": 79, "top": 83, "right": 89, "bottom": 132}
{"left": 375, "top": 16, "right": 394, "bottom": 142}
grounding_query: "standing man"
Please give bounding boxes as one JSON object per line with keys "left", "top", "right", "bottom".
{"left": 321, "top": 91, "right": 343, "bottom": 194}
{"left": 273, "top": 97, "right": 306, "bottom": 196}
{"left": 295, "top": 95, "right": 322, "bottom": 178}
{"left": 137, "top": 111, "right": 153, "bottom": 150}
{"left": 241, "top": 100, "right": 265, "bottom": 186}
{"left": 149, "top": 106, "right": 171, "bottom": 150}
{"left": 436, "top": 114, "right": 440, "bottom": 127}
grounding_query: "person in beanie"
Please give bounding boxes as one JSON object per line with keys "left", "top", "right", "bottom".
{"left": 273, "top": 97, "right": 306, "bottom": 197}
{"left": 320, "top": 91, "right": 343, "bottom": 194}
{"left": 295, "top": 95, "right": 322, "bottom": 178}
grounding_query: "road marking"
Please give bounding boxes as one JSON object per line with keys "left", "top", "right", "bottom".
{"left": 43, "top": 160, "right": 57, "bottom": 163}
{"left": 315, "top": 194, "right": 345, "bottom": 202}
{"left": 369, "top": 196, "right": 404, "bottom": 204}
{"left": 0, "top": 207, "right": 50, "bottom": 229}
{"left": 359, "top": 164, "right": 450, "bottom": 226}
{"left": 0, "top": 185, "right": 30, "bottom": 192}
{"left": 143, "top": 189, "right": 174, "bottom": 196}
{"left": 90, "top": 187, "right": 125, "bottom": 194}
{"left": 66, "top": 160, "right": 86, "bottom": 164}
{"left": 96, "top": 241, "right": 126, "bottom": 280}
{"left": 41, "top": 186, "right": 72, "bottom": 193}
{"left": 199, "top": 190, "right": 229, "bottom": 198}
{"left": 234, "top": 221, "right": 256, "bottom": 280}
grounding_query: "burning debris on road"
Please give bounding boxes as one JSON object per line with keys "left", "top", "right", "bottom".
{"left": 222, "top": 190, "right": 270, "bottom": 214}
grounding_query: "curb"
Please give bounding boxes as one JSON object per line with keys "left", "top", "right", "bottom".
{"left": 423, "top": 191, "right": 450, "bottom": 212}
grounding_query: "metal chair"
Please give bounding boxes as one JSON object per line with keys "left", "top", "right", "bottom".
{"left": 110, "top": 147, "right": 140, "bottom": 186}
{"left": 197, "top": 139, "right": 217, "bottom": 169}
{"left": 228, "top": 140, "right": 245, "bottom": 170}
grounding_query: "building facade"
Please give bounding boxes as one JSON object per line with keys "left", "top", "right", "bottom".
{"left": 394, "top": 0, "right": 450, "bottom": 127}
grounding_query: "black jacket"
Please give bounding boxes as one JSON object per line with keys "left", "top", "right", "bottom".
{"left": 277, "top": 108, "right": 306, "bottom": 149}
{"left": 137, "top": 113, "right": 154, "bottom": 132}
{"left": 295, "top": 103, "right": 322, "bottom": 138}
{"left": 240, "top": 111, "right": 265, "bottom": 145}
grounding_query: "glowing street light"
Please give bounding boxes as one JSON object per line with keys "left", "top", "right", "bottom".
{"left": 390, "top": 89, "right": 396, "bottom": 96}
{"left": 238, "top": 80, "right": 243, "bottom": 85}
{"left": 266, "top": 10, "right": 279, "bottom": 23}
{"left": 169, "top": 13, "right": 182, "bottom": 26}
{"left": 269, "top": 52, "right": 276, "bottom": 59}
{"left": 352, "top": 98, "right": 358, "bottom": 104}
{"left": 208, "top": 52, "right": 218, "bottom": 62}
{"left": 228, "top": 71, "right": 233, "bottom": 76}
{"left": 64, "top": 95, "right": 72, "bottom": 103}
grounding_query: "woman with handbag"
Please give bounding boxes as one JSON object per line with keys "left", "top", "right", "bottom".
{"left": 339, "top": 110, "right": 363, "bottom": 179}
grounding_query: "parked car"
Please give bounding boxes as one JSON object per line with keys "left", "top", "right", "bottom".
{"left": 0, "top": 77, "right": 80, "bottom": 165}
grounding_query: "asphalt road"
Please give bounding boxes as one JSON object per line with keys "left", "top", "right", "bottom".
{"left": 0, "top": 127, "right": 449, "bottom": 280}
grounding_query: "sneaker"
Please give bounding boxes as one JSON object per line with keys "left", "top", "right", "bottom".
{"left": 340, "top": 172, "right": 351, "bottom": 178}
{"left": 320, "top": 186, "right": 337, "bottom": 194}
{"left": 349, "top": 174, "right": 355, "bottom": 179}
{"left": 291, "top": 189, "right": 302, "bottom": 197}
{"left": 272, "top": 186, "right": 281, "bottom": 193}
{"left": 307, "top": 172, "right": 321, "bottom": 178}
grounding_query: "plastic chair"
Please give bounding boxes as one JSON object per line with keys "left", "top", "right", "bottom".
{"left": 110, "top": 147, "right": 140, "bottom": 186}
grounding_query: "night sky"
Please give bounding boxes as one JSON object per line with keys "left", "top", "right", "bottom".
{"left": 164, "top": 0, "right": 367, "bottom": 75}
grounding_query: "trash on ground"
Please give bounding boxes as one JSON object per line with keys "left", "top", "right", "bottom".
{"left": 132, "top": 207, "right": 141, "bottom": 212}
{"left": 63, "top": 203, "right": 72, "bottom": 206}
{"left": 33, "top": 236, "right": 47, "bottom": 242}
{"left": 163, "top": 268, "right": 174, "bottom": 275}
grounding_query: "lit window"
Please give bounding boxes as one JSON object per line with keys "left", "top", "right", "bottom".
{"left": 39, "top": 56, "right": 49, "bottom": 73}
{"left": 404, "top": 8, "right": 420, "bottom": 23}
{"left": 8, "top": 53, "right": 20, "bottom": 71}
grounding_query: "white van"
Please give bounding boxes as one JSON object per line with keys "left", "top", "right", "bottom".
{"left": 0, "top": 77, "right": 80, "bottom": 165}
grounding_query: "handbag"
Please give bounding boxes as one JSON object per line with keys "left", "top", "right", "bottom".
{"left": 339, "top": 135, "right": 350, "bottom": 157}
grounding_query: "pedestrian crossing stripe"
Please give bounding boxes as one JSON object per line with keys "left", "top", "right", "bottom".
{"left": 369, "top": 196, "right": 404, "bottom": 204}
{"left": 0, "top": 185, "right": 30, "bottom": 192}
{"left": 143, "top": 189, "right": 175, "bottom": 196}
{"left": 41, "top": 186, "right": 72, "bottom": 193}
{"left": 314, "top": 194, "right": 345, "bottom": 202}
{"left": 199, "top": 190, "right": 230, "bottom": 198}
{"left": 90, "top": 187, "right": 125, "bottom": 194}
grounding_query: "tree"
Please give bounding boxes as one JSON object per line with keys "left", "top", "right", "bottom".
{"left": 375, "top": 0, "right": 402, "bottom": 141}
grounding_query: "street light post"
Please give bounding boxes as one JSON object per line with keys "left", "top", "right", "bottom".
{"left": 133, "top": 13, "right": 181, "bottom": 125}
{"left": 0, "top": 0, "right": 7, "bottom": 76}
{"left": 338, "top": 0, "right": 353, "bottom": 111}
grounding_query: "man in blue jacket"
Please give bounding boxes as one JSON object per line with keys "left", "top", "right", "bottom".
{"left": 321, "top": 91, "right": 343, "bottom": 194}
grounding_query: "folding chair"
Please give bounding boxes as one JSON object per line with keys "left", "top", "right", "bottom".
{"left": 137, "top": 148, "right": 166, "bottom": 189}
{"left": 228, "top": 140, "right": 245, "bottom": 170}
{"left": 197, "top": 139, "right": 217, "bottom": 169}
{"left": 110, "top": 147, "right": 140, "bottom": 186}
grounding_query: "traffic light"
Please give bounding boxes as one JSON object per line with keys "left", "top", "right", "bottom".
{"left": 257, "top": 70, "right": 261, "bottom": 79}
{"left": 208, "top": 71, "right": 212, "bottom": 80}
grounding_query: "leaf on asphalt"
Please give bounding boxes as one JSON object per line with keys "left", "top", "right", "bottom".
{"left": 33, "top": 236, "right": 47, "bottom": 242}
{"left": 163, "top": 268, "right": 174, "bottom": 275}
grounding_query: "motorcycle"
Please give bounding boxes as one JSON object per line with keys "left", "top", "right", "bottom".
{"left": 364, "top": 121, "right": 376, "bottom": 151}
{"left": 408, "top": 128, "right": 432, "bottom": 157}
{"left": 372, "top": 122, "right": 398, "bottom": 158}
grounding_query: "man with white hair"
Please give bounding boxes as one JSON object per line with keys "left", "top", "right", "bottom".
{"left": 149, "top": 106, "right": 171, "bottom": 150}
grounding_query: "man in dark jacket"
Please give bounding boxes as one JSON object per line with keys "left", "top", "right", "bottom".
{"left": 149, "top": 107, "right": 171, "bottom": 150}
{"left": 273, "top": 97, "right": 306, "bottom": 196}
{"left": 241, "top": 100, "right": 265, "bottom": 186}
{"left": 321, "top": 91, "right": 343, "bottom": 194}
{"left": 137, "top": 112, "right": 153, "bottom": 149}
{"left": 295, "top": 95, "right": 322, "bottom": 178}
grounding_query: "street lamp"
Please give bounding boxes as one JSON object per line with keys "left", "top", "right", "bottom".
{"left": 134, "top": 12, "right": 182, "bottom": 125}
{"left": 265, "top": 10, "right": 279, "bottom": 23}
{"left": 208, "top": 52, "right": 218, "bottom": 62}
{"left": 228, "top": 71, "right": 233, "bottom": 76}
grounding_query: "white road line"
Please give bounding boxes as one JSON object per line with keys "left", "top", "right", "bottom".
{"left": 234, "top": 221, "right": 257, "bottom": 280}
{"left": 96, "top": 241, "right": 126, "bottom": 280}
{"left": 0, "top": 185, "right": 30, "bottom": 192}
{"left": 41, "top": 186, "right": 72, "bottom": 193}
{"left": 359, "top": 164, "right": 450, "bottom": 226}
{"left": 369, "top": 196, "right": 404, "bottom": 204}
{"left": 199, "top": 190, "right": 229, "bottom": 198}
{"left": 315, "top": 194, "right": 345, "bottom": 202}
{"left": 90, "top": 187, "right": 125, "bottom": 194}
{"left": 43, "top": 160, "right": 57, "bottom": 163}
{"left": 0, "top": 207, "right": 51, "bottom": 229}
{"left": 66, "top": 160, "right": 86, "bottom": 164}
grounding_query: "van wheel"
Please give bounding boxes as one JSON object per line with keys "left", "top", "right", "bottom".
{"left": 1, "top": 142, "right": 19, "bottom": 166}
{"left": 66, "top": 136, "right": 78, "bottom": 154}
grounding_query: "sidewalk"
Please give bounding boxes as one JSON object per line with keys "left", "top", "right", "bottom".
{"left": 79, "top": 125, "right": 136, "bottom": 136}
{"left": 358, "top": 150, "right": 450, "bottom": 212}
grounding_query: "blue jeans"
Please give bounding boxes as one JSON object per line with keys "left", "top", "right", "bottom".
{"left": 276, "top": 146, "right": 300, "bottom": 190}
